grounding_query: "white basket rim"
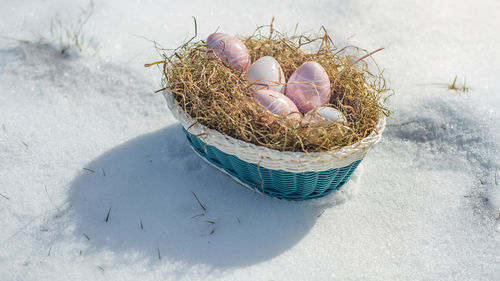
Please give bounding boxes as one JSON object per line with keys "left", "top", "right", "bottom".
{"left": 164, "top": 92, "right": 386, "bottom": 172}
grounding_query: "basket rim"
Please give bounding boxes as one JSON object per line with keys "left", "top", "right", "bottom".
{"left": 164, "top": 91, "right": 386, "bottom": 172}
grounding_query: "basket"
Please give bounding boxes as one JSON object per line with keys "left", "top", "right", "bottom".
{"left": 164, "top": 92, "right": 386, "bottom": 200}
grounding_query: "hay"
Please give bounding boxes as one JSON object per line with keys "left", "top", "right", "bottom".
{"left": 157, "top": 22, "right": 389, "bottom": 153}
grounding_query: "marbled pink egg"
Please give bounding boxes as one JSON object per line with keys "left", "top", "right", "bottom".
{"left": 246, "top": 56, "right": 286, "bottom": 93}
{"left": 206, "top": 33, "right": 251, "bottom": 71}
{"left": 285, "top": 61, "right": 331, "bottom": 113}
{"left": 254, "top": 89, "right": 300, "bottom": 119}
{"left": 303, "top": 106, "right": 346, "bottom": 126}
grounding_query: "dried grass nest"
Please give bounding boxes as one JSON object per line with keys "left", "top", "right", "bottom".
{"left": 154, "top": 23, "right": 389, "bottom": 153}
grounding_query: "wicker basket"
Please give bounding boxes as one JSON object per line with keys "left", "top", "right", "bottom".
{"left": 164, "top": 92, "right": 386, "bottom": 200}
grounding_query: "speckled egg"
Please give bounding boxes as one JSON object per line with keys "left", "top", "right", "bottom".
{"left": 254, "top": 89, "right": 301, "bottom": 119}
{"left": 303, "top": 106, "right": 346, "bottom": 125}
{"left": 246, "top": 56, "right": 285, "bottom": 93}
{"left": 206, "top": 33, "right": 251, "bottom": 71}
{"left": 286, "top": 61, "right": 331, "bottom": 113}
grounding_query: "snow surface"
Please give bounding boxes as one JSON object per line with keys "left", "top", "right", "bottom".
{"left": 1, "top": 0, "right": 500, "bottom": 280}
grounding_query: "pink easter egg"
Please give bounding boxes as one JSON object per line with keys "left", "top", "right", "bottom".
{"left": 206, "top": 33, "right": 251, "bottom": 71}
{"left": 285, "top": 61, "right": 331, "bottom": 113}
{"left": 254, "top": 89, "right": 301, "bottom": 119}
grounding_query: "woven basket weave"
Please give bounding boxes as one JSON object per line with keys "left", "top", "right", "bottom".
{"left": 164, "top": 92, "right": 386, "bottom": 200}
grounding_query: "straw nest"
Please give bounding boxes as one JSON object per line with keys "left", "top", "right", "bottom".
{"left": 155, "top": 22, "right": 389, "bottom": 153}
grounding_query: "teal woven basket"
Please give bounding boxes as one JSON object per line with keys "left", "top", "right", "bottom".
{"left": 165, "top": 93, "right": 385, "bottom": 200}
{"left": 184, "top": 128, "right": 362, "bottom": 200}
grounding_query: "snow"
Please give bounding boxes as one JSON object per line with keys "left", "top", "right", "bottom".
{"left": 1, "top": 0, "right": 500, "bottom": 280}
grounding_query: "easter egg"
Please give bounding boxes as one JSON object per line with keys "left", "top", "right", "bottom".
{"left": 206, "top": 33, "right": 251, "bottom": 71}
{"left": 303, "top": 106, "right": 346, "bottom": 125}
{"left": 286, "top": 61, "right": 331, "bottom": 113}
{"left": 246, "top": 56, "right": 285, "bottom": 93}
{"left": 254, "top": 89, "right": 300, "bottom": 119}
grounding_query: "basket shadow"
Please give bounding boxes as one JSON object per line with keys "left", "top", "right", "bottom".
{"left": 67, "top": 124, "right": 338, "bottom": 268}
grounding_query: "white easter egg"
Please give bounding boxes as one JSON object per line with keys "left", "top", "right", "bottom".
{"left": 254, "top": 89, "right": 301, "bottom": 119}
{"left": 246, "top": 56, "right": 286, "bottom": 93}
{"left": 303, "top": 106, "right": 346, "bottom": 125}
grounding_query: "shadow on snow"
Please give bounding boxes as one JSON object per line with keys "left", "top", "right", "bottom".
{"left": 67, "top": 124, "right": 343, "bottom": 268}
